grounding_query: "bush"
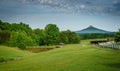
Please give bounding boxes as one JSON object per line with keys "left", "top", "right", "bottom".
{"left": 0, "top": 30, "right": 10, "bottom": 44}
{"left": 0, "top": 57, "right": 5, "bottom": 62}
{"left": 18, "top": 42, "right": 26, "bottom": 50}
{"left": 59, "top": 30, "right": 80, "bottom": 44}
{"left": 7, "top": 31, "right": 36, "bottom": 47}
{"left": 114, "top": 31, "right": 120, "bottom": 42}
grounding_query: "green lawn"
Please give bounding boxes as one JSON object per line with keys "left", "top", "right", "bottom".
{"left": 0, "top": 42, "right": 120, "bottom": 71}
{"left": 0, "top": 46, "right": 33, "bottom": 62}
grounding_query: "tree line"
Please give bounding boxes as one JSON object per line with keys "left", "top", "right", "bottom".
{"left": 114, "top": 29, "right": 120, "bottom": 42}
{"left": 79, "top": 33, "right": 114, "bottom": 40}
{"left": 0, "top": 20, "right": 80, "bottom": 49}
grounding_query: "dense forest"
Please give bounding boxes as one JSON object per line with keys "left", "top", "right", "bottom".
{"left": 0, "top": 20, "right": 80, "bottom": 49}
{"left": 114, "top": 29, "right": 120, "bottom": 42}
{"left": 79, "top": 33, "right": 114, "bottom": 40}
{"left": 0, "top": 20, "right": 120, "bottom": 49}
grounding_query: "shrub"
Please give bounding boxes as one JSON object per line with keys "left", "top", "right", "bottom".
{"left": 114, "top": 31, "right": 120, "bottom": 42}
{"left": 59, "top": 30, "right": 80, "bottom": 44}
{"left": 0, "top": 57, "right": 5, "bottom": 62}
{"left": 0, "top": 30, "right": 10, "bottom": 44}
{"left": 18, "top": 42, "right": 26, "bottom": 50}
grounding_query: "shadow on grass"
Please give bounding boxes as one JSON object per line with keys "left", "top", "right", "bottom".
{"left": 26, "top": 48, "right": 54, "bottom": 53}
{"left": 104, "top": 63, "right": 120, "bottom": 68}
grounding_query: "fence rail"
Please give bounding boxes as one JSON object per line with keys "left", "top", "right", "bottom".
{"left": 98, "top": 43, "right": 120, "bottom": 49}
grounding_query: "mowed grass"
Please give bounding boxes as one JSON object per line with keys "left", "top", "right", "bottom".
{"left": 0, "top": 46, "right": 33, "bottom": 62}
{"left": 0, "top": 42, "right": 120, "bottom": 71}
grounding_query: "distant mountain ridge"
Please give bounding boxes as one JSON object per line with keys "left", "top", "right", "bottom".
{"left": 75, "top": 25, "right": 114, "bottom": 34}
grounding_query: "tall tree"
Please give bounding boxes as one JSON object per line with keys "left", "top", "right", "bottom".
{"left": 45, "top": 24, "right": 60, "bottom": 45}
{"left": 33, "top": 28, "right": 46, "bottom": 45}
{"left": 59, "top": 30, "right": 80, "bottom": 44}
{"left": 114, "top": 29, "right": 120, "bottom": 42}
{"left": 8, "top": 31, "right": 36, "bottom": 47}
{"left": 0, "top": 30, "right": 10, "bottom": 44}
{"left": 59, "top": 30, "right": 70, "bottom": 44}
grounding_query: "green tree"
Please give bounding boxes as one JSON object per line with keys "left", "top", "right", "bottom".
{"left": 0, "top": 30, "right": 10, "bottom": 44}
{"left": 18, "top": 42, "right": 26, "bottom": 50}
{"left": 0, "top": 21, "right": 11, "bottom": 31}
{"left": 8, "top": 31, "right": 36, "bottom": 47}
{"left": 33, "top": 29, "right": 46, "bottom": 45}
{"left": 69, "top": 32, "right": 80, "bottom": 43}
{"left": 59, "top": 30, "right": 80, "bottom": 44}
{"left": 114, "top": 29, "right": 120, "bottom": 42}
{"left": 11, "top": 22, "right": 32, "bottom": 35}
{"left": 45, "top": 24, "right": 60, "bottom": 45}
{"left": 59, "top": 30, "right": 70, "bottom": 44}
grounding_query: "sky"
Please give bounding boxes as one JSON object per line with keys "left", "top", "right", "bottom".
{"left": 0, "top": 0, "right": 120, "bottom": 32}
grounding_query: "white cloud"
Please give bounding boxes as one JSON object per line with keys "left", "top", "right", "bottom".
{"left": 20, "top": 0, "right": 120, "bottom": 15}
{"left": 113, "top": 0, "right": 118, "bottom": 4}
{"left": 80, "top": 4, "right": 85, "bottom": 9}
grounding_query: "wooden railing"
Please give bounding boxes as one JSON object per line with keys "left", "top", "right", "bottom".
{"left": 98, "top": 42, "right": 120, "bottom": 49}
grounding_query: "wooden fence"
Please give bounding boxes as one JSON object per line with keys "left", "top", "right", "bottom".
{"left": 98, "top": 42, "right": 120, "bottom": 49}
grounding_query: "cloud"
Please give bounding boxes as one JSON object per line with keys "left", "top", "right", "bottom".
{"left": 20, "top": 0, "right": 120, "bottom": 15}
{"left": 80, "top": 4, "right": 85, "bottom": 9}
{"left": 113, "top": 2, "right": 120, "bottom": 13}
{"left": 0, "top": 0, "right": 120, "bottom": 15}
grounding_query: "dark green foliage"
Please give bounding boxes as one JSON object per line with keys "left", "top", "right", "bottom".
{"left": 0, "top": 20, "right": 32, "bottom": 34}
{"left": 45, "top": 24, "right": 60, "bottom": 45}
{"left": 33, "top": 29, "right": 46, "bottom": 45}
{"left": 69, "top": 32, "right": 80, "bottom": 43}
{"left": 0, "top": 30, "right": 10, "bottom": 44}
{"left": 18, "top": 42, "right": 26, "bottom": 50}
{"left": 11, "top": 22, "right": 32, "bottom": 35}
{"left": 0, "top": 20, "right": 80, "bottom": 47}
{"left": 0, "top": 21, "right": 11, "bottom": 31}
{"left": 0, "top": 20, "right": 36, "bottom": 47}
{"left": 114, "top": 30, "right": 120, "bottom": 42}
{"left": 0, "top": 57, "right": 5, "bottom": 62}
{"left": 59, "top": 30, "right": 80, "bottom": 44}
{"left": 59, "top": 30, "right": 70, "bottom": 44}
{"left": 8, "top": 31, "right": 36, "bottom": 47}
{"left": 79, "top": 33, "right": 114, "bottom": 40}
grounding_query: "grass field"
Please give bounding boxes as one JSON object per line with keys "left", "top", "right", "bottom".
{"left": 0, "top": 46, "right": 32, "bottom": 62}
{"left": 0, "top": 41, "right": 120, "bottom": 71}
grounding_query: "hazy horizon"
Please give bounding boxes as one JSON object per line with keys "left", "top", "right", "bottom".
{"left": 0, "top": 0, "right": 120, "bottom": 32}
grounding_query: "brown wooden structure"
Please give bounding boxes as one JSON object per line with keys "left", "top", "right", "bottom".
{"left": 90, "top": 40, "right": 108, "bottom": 44}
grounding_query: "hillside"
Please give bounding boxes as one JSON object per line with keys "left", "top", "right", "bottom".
{"left": 76, "top": 25, "right": 114, "bottom": 34}
{"left": 0, "top": 46, "right": 32, "bottom": 62}
{"left": 0, "top": 42, "right": 120, "bottom": 71}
